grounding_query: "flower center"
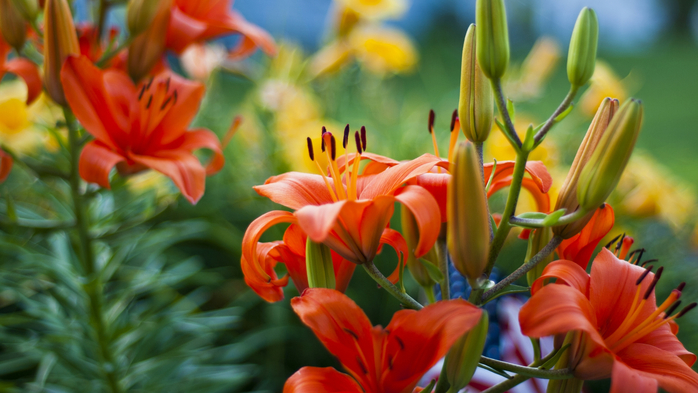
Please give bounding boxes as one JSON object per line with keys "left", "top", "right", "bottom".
{"left": 306, "top": 125, "right": 367, "bottom": 202}
{"left": 603, "top": 264, "right": 695, "bottom": 353}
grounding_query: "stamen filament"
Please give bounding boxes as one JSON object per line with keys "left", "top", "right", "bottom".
{"left": 349, "top": 132, "right": 363, "bottom": 201}
{"left": 308, "top": 137, "right": 338, "bottom": 202}
{"left": 611, "top": 288, "right": 681, "bottom": 351}
{"left": 323, "top": 133, "right": 347, "bottom": 200}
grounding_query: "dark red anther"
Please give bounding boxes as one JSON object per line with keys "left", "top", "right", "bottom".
{"left": 343, "top": 124, "right": 350, "bottom": 149}
{"left": 665, "top": 301, "right": 682, "bottom": 319}
{"left": 360, "top": 126, "right": 366, "bottom": 150}
{"left": 321, "top": 126, "right": 327, "bottom": 152}
{"left": 450, "top": 109, "right": 458, "bottom": 132}
{"left": 307, "top": 137, "right": 314, "bottom": 161}
{"left": 146, "top": 94, "right": 153, "bottom": 109}
{"left": 604, "top": 233, "right": 622, "bottom": 249}
{"left": 355, "top": 131, "right": 363, "bottom": 154}
{"left": 676, "top": 302, "right": 697, "bottom": 318}
{"left": 640, "top": 258, "right": 658, "bottom": 267}
{"left": 331, "top": 135, "right": 337, "bottom": 161}
{"left": 643, "top": 266, "right": 663, "bottom": 300}
{"left": 138, "top": 84, "right": 146, "bottom": 100}
{"left": 428, "top": 109, "right": 435, "bottom": 133}
{"left": 635, "top": 265, "right": 653, "bottom": 286}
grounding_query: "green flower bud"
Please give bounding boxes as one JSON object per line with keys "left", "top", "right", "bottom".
{"left": 0, "top": 0, "right": 27, "bottom": 51}
{"left": 475, "top": 0, "right": 509, "bottom": 80}
{"left": 567, "top": 7, "right": 598, "bottom": 88}
{"left": 305, "top": 238, "right": 336, "bottom": 289}
{"left": 127, "top": 0, "right": 165, "bottom": 37}
{"left": 577, "top": 99, "right": 643, "bottom": 212}
{"left": 10, "top": 0, "right": 38, "bottom": 21}
{"left": 526, "top": 227, "right": 554, "bottom": 287}
{"left": 459, "top": 24, "right": 494, "bottom": 143}
{"left": 448, "top": 142, "right": 490, "bottom": 284}
{"left": 127, "top": 0, "right": 172, "bottom": 81}
{"left": 44, "top": 0, "right": 79, "bottom": 106}
{"left": 553, "top": 97, "right": 618, "bottom": 239}
{"left": 401, "top": 207, "right": 437, "bottom": 289}
{"left": 445, "top": 311, "right": 489, "bottom": 391}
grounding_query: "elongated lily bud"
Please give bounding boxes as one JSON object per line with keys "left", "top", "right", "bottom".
{"left": 567, "top": 7, "right": 598, "bottom": 88}
{"left": 526, "top": 227, "right": 554, "bottom": 286}
{"left": 44, "top": 0, "right": 79, "bottom": 106}
{"left": 445, "top": 311, "right": 489, "bottom": 391}
{"left": 0, "top": 0, "right": 27, "bottom": 51}
{"left": 127, "top": 0, "right": 172, "bottom": 81}
{"left": 475, "top": 0, "right": 509, "bottom": 80}
{"left": 448, "top": 142, "right": 490, "bottom": 285}
{"left": 459, "top": 24, "right": 494, "bottom": 143}
{"left": 401, "top": 207, "right": 437, "bottom": 288}
{"left": 305, "top": 238, "right": 336, "bottom": 289}
{"left": 578, "top": 99, "right": 643, "bottom": 212}
{"left": 127, "top": 0, "right": 164, "bottom": 37}
{"left": 553, "top": 98, "right": 618, "bottom": 238}
{"left": 10, "top": 0, "right": 38, "bottom": 21}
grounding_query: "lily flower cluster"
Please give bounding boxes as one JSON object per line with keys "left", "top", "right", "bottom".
{"left": 240, "top": 1, "right": 698, "bottom": 392}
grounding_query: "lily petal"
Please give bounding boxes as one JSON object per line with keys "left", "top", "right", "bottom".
{"left": 241, "top": 241, "right": 289, "bottom": 302}
{"left": 531, "top": 259, "right": 590, "bottom": 296}
{"left": 79, "top": 141, "right": 125, "bottom": 189}
{"left": 242, "top": 210, "right": 297, "bottom": 283}
{"left": 226, "top": 10, "right": 278, "bottom": 58}
{"left": 380, "top": 299, "right": 483, "bottom": 393}
{"left": 171, "top": 128, "right": 225, "bottom": 174}
{"left": 610, "top": 359, "right": 658, "bottom": 393}
{"left": 359, "top": 154, "right": 441, "bottom": 200}
{"left": 255, "top": 172, "right": 336, "bottom": 210}
{"left": 4, "top": 58, "right": 42, "bottom": 104}
{"left": 381, "top": 228, "right": 408, "bottom": 284}
{"left": 558, "top": 204, "right": 615, "bottom": 269}
{"left": 394, "top": 185, "right": 441, "bottom": 257}
{"left": 150, "top": 72, "right": 206, "bottom": 147}
{"left": 295, "top": 200, "right": 349, "bottom": 244}
{"left": 414, "top": 173, "right": 449, "bottom": 222}
{"left": 616, "top": 343, "right": 698, "bottom": 393}
{"left": 129, "top": 150, "right": 206, "bottom": 204}
{"left": 488, "top": 176, "right": 551, "bottom": 213}
{"left": 291, "top": 288, "right": 378, "bottom": 390}
{"left": 166, "top": 6, "right": 209, "bottom": 53}
{"left": 284, "top": 367, "right": 363, "bottom": 393}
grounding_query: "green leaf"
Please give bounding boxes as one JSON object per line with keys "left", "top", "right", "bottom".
{"left": 506, "top": 99, "right": 516, "bottom": 123}
{"left": 554, "top": 104, "right": 574, "bottom": 122}
{"left": 542, "top": 208, "right": 567, "bottom": 226}
{"left": 419, "top": 258, "right": 445, "bottom": 283}
{"left": 483, "top": 284, "right": 530, "bottom": 304}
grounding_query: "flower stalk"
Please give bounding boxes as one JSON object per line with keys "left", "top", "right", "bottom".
{"left": 362, "top": 260, "right": 423, "bottom": 310}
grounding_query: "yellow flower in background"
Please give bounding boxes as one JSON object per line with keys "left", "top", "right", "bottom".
{"left": 348, "top": 25, "right": 417, "bottom": 75}
{"left": 0, "top": 80, "right": 61, "bottom": 154}
{"left": 506, "top": 37, "right": 561, "bottom": 101}
{"left": 335, "top": 0, "right": 407, "bottom": 21}
{"left": 309, "top": 40, "right": 353, "bottom": 77}
{"left": 579, "top": 60, "right": 631, "bottom": 116}
{"left": 125, "top": 170, "right": 178, "bottom": 207}
{"left": 180, "top": 43, "right": 226, "bottom": 82}
{"left": 611, "top": 152, "right": 696, "bottom": 230}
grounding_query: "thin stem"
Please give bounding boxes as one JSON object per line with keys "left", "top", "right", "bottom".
{"left": 479, "top": 357, "right": 573, "bottom": 380}
{"left": 65, "top": 109, "right": 122, "bottom": 393}
{"left": 482, "top": 236, "right": 562, "bottom": 302}
{"left": 363, "top": 260, "right": 423, "bottom": 310}
{"left": 533, "top": 86, "right": 579, "bottom": 144}
{"left": 480, "top": 345, "right": 571, "bottom": 393}
{"left": 436, "top": 239, "right": 450, "bottom": 301}
{"left": 96, "top": 0, "right": 109, "bottom": 41}
{"left": 491, "top": 79, "right": 521, "bottom": 148}
{"left": 474, "top": 149, "right": 529, "bottom": 305}
{"left": 96, "top": 38, "right": 132, "bottom": 68}
{"left": 509, "top": 208, "right": 587, "bottom": 229}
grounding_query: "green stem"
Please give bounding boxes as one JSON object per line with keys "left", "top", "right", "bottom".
{"left": 436, "top": 239, "right": 450, "bottom": 301}
{"left": 434, "top": 362, "right": 450, "bottom": 393}
{"left": 479, "top": 357, "right": 572, "bottom": 380}
{"left": 65, "top": 109, "right": 122, "bottom": 393}
{"left": 491, "top": 78, "right": 521, "bottom": 148}
{"left": 96, "top": 0, "right": 109, "bottom": 41}
{"left": 363, "top": 260, "right": 423, "bottom": 310}
{"left": 480, "top": 345, "right": 571, "bottom": 393}
{"left": 96, "top": 38, "right": 132, "bottom": 68}
{"left": 481, "top": 236, "right": 562, "bottom": 302}
{"left": 534, "top": 86, "right": 579, "bottom": 144}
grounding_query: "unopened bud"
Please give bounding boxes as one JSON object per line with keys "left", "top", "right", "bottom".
{"left": 127, "top": 0, "right": 172, "bottom": 81}
{"left": 459, "top": 24, "right": 494, "bottom": 143}
{"left": 567, "top": 7, "right": 598, "bottom": 88}
{"left": 448, "top": 142, "right": 490, "bottom": 284}
{"left": 577, "top": 99, "right": 643, "bottom": 212}
{"left": 526, "top": 227, "right": 554, "bottom": 286}
{"left": 10, "top": 0, "right": 38, "bottom": 21}
{"left": 445, "top": 311, "right": 489, "bottom": 391}
{"left": 44, "top": 0, "right": 79, "bottom": 106}
{"left": 475, "top": 0, "right": 509, "bottom": 80}
{"left": 402, "top": 207, "right": 438, "bottom": 288}
{"left": 305, "top": 238, "right": 336, "bottom": 289}
{"left": 127, "top": 0, "right": 164, "bottom": 37}
{"left": 0, "top": 0, "right": 27, "bottom": 51}
{"left": 554, "top": 97, "right": 618, "bottom": 238}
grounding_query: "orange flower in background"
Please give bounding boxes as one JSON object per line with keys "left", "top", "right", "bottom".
{"left": 520, "top": 249, "right": 698, "bottom": 393}
{"left": 166, "top": 0, "right": 277, "bottom": 58}
{"left": 557, "top": 203, "right": 615, "bottom": 269}
{"left": 60, "top": 55, "right": 224, "bottom": 204}
{"left": 0, "top": 35, "right": 41, "bottom": 105}
{"left": 0, "top": 149, "right": 12, "bottom": 183}
{"left": 283, "top": 288, "right": 483, "bottom": 393}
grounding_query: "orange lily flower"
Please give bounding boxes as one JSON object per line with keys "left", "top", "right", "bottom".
{"left": 166, "top": 0, "right": 277, "bottom": 58}
{"left": 246, "top": 129, "right": 442, "bottom": 267}
{"left": 557, "top": 203, "right": 615, "bottom": 269}
{"left": 520, "top": 249, "right": 698, "bottom": 392}
{"left": 0, "top": 35, "right": 41, "bottom": 105}
{"left": 60, "top": 55, "right": 224, "bottom": 204}
{"left": 283, "top": 288, "right": 483, "bottom": 393}
{"left": 0, "top": 149, "right": 12, "bottom": 183}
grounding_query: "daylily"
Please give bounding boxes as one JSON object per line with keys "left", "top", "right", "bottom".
{"left": 246, "top": 130, "right": 442, "bottom": 266}
{"left": 283, "top": 288, "right": 482, "bottom": 393}
{"left": 0, "top": 34, "right": 41, "bottom": 105}
{"left": 60, "top": 55, "right": 224, "bottom": 204}
{"left": 520, "top": 248, "right": 698, "bottom": 392}
{"left": 557, "top": 203, "right": 615, "bottom": 269}
{"left": 166, "top": 0, "right": 277, "bottom": 58}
